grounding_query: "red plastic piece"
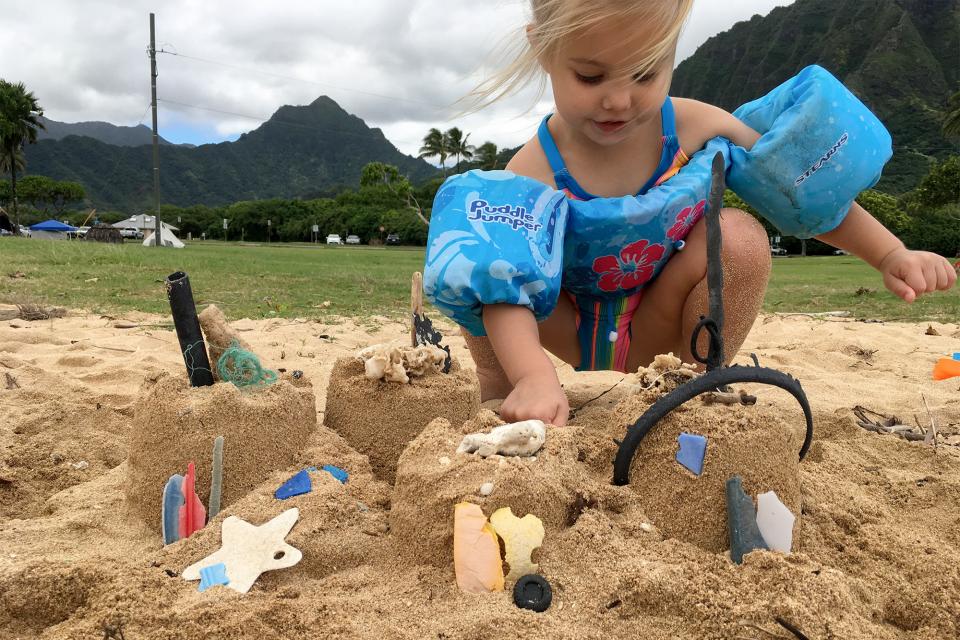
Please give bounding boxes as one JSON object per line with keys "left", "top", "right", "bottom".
{"left": 178, "top": 461, "right": 207, "bottom": 539}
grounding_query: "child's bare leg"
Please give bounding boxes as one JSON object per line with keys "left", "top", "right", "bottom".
{"left": 626, "top": 209, "right": 771, "bottom": 371}
{"left": 461, "top": 329, "right": 514, "bottom": 401}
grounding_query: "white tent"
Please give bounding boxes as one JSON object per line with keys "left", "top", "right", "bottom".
{"left": 112, "top": 214, "right": 179, "bottom": 232}
{"left": 143, "top": 226, "right": 185, "bottom": 248}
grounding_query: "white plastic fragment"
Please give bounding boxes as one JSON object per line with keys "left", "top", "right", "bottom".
{"left": 70, "top": 461, "right": 89, "bottom": 470}
{"left": 182, "top": 508, "right": 302, "bottom": 594}
{"left": 457, "top": 420, "right": 546, "bottom": 458}
{"left": 356, "top": 343, "right": 446, "bottom": 384}
{"left": 479, "top": 482, "right": 494, "bottom": 496}
{"left": 755, "top": 491, "right": 795, "bottom": 553}
{"left": 438, "top": 456, "right": 451, "bottom": 466}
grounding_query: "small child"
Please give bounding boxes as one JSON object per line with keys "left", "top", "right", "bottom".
{"left": 424, "top": 0, "right": 956, "bottom": 427}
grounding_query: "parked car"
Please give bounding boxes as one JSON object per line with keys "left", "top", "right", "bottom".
{"left": 345, "top": 234, "right": 361, "bottom": 245}
{"left": 770, "top": 246, "right": 787, "bottom": 256}
{"left": 385, "top": 233, "right": 400, "bottom": 246}
{"left": 326, "top": 234, "right": 343, "bottom": 245}
{"left": 833, "top": 249, "right": 850, "bottom": 256}
{"left": 119, "top": 228, "right": 143, "bottom": 240}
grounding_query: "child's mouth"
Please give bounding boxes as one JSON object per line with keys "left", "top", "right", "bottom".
{"left": 594, "top": 120, "right": 627, "bottom": 134}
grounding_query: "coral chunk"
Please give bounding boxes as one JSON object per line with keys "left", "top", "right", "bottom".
{"left": 356, "top": 344, "right": 447, "bottom": 383}
{"left": 453, "top": 503, "right": 504, "bottom": 593}
{"left": 489, "top": 507, "right": 545, "bottom": 582}
{"left": 457, "top": 420, "right": 546, "bottom": 457}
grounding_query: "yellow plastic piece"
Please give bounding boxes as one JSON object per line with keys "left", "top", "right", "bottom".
{"left": 489, "top": 507, "right": 545, "bottom": 582}
{"left": 453, "top": 503, "right": 504, "bottom": 593}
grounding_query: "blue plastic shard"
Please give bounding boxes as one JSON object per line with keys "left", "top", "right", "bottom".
{"left": 953, "top": 352, "right": 960, "bottom": 361}
{"left": 274, "top": 469, "right": 312, "bottom": 499}
{"left": 725, "top": 476, "right": 769, "bottom": 564}
{"left": 676, "top": 432, "right": 708, "bottom": 476}
{"left": 321, "top": 464, "right": 349, "bottom": 484}
{"left": 198, "top": 562, "right": 230, "bottom": 592}
{"left": 161, "top": 474, "right": 184, "bottom": 545}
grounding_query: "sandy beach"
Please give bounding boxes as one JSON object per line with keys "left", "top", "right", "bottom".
{"left": 0, "top": 310, "right": 958, "bottom": 639}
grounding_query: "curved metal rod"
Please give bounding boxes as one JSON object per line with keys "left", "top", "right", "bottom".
{"left": 612, "top": 365, "right": 813, "bottom": 486}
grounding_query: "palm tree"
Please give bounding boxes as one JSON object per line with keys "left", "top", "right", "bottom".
{"left": 944, "top": 91, "right": 960, "bottom": 138}
{"left": 475, "top": 142, "right": 499, "bottom": 170}
{"left": 445, "top": 127, "right": 475, "bottom": 172}
{"left": 0, "top": 80, "right": 44, "bottom": 230}
{"left": 419, "top": 128, "right": 448, "bottom": 177}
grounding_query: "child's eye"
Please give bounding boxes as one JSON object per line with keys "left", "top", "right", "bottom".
{"left": 633, "top": 72, "right": 657, "bottom": 84}
{"left": 575, "top": 72, "right": 604, "bottom": 85}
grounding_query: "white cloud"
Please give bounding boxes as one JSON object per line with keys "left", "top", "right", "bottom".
{"left": 0, "top": 0, "right": 796, "bottom": 155}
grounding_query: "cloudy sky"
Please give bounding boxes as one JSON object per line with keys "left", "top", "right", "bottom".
{"left": 0, "top": 0, "right": 795, "bottom": 159}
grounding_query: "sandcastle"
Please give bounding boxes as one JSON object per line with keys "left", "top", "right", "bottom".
{"left": 125, "top": 372, "right": 316, "bottom": 531}
{"left": 325, "top": 344, "right": 480, "bottom": 483}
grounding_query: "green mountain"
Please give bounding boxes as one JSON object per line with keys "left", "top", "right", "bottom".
{"left": 37, "top": 116, "right": 176, "bottom": 147}
{"left": 25, "top": 96, "right": 438, "bottom": 210}
{"left": 672, "top": 0, "right": 959, "bottom": 193}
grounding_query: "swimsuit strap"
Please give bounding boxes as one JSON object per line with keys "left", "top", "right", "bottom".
{"left": 537, "top": 97, "right": 680, "bottom": 200}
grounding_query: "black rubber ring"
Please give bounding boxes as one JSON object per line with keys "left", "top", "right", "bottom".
{"left": 513, "top": 574, "right": 552, "bottom": 612}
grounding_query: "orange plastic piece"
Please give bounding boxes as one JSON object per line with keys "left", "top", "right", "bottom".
{"left": 178, "top": 461, "right": 207, "bottom": 539}
{"left": 933, "top": 357, "right": 960, "bottom": 381}
{"left": 453, "top": 503, "right": 504, "bottom": 593}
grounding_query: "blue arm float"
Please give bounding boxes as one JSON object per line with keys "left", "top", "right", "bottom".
{"left": 423, "top": 170, "right": 568, "bottom": 336}
{"left": 728, "top": 65, "right": 892, "bottom": 238}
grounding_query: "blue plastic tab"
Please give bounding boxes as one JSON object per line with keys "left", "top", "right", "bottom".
{"left": 676, "top": 433, "right": 708, "bottom": 476}
{"left": 321, "top": 464, "right": 349, "bottom": 484}
{"left": 274, "top": 469, "right": 312, "bottom": 499}
{"left": 952, "top": 352, "right": 959, "bottom": 361}
{"left": 198, "top": 562, "right": 230, "bottom": 592}
{"left": 161, "top": 474, "right": 184, "bottom": 545}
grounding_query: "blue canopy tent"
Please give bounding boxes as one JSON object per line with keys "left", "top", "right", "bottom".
{"left": 30, "top": 219, "right": 77, "bottom": 240}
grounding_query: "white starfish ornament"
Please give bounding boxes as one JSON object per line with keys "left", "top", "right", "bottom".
{"left": 182, "top": 507, "right": 303, "bottom": 593}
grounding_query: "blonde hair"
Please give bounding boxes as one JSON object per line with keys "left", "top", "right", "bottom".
{"left": 465, "top": 0, "right": 694, "bottom": 112}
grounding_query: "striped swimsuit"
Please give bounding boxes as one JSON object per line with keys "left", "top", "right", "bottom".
{"left": 537, "top": 97, "right": 691, "bottom": 372}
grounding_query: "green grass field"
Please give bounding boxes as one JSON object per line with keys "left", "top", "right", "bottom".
{"left": 0, "top": 238, "right": 956, "bottom": 322}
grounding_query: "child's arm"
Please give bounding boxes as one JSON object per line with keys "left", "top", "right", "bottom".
{"left": 816, "top": 204, "right": 956, "bottom": 301}
{"left": 679, "top": 99, "right": 957, "bottom": 301}
{"left": 483, "top": 304, "right": 569, "bottom": 426}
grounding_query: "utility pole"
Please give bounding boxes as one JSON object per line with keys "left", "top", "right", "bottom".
{"left": 149, "top": 13, "right": 162, "bottom": 247}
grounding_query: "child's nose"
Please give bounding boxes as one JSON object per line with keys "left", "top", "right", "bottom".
{"left": 601, "top": 85, "right": 632, "bottom": 112}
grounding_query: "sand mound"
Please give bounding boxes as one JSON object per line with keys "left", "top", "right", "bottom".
{"left": 2, "top": 313, "right": 958, "bottom": 639}
{"left": 391, "top": 410, "right": 608, "bottom": 568}
{"left": 325, "top": 356, "right": 479, "bottom": 482}
{"left": 612, "top": 393, "right": 803, "bottom": 553}
{"left": 125, "top": 372, "right": 316, "bottom": 531}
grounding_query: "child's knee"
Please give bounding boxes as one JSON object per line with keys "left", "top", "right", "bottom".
{"left": 720, "top": 208, "right": 772, "bottom": 275}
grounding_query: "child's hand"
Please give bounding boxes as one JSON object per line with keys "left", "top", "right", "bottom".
{"left": 879, "top": 247, "right": 957, "bottom": 302}
{"left": 499, "top": 373, "right": 569, "bottom": 427}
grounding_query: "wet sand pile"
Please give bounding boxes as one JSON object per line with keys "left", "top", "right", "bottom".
{"left": 325, "top": 353, "right": 479, "bottom": 482}
{"left": 0, "top": 312, "right": 958, "bottom": 639}
{"left": 125, "top": 372, "right": 316, "bottom": 530}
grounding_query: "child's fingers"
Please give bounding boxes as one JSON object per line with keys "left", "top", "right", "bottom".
{"left": 884, "top": 272, "right": 916, "bottom": 302}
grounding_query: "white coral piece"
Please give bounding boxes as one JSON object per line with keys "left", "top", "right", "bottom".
{"left": 457, "top": 420, "right": 546, "bottom": 457}
{"left": 633, "top": 352, "right": 698, "bottom": 394}
{"left": 356, "top": 343, "right": 446, "bottom": 384}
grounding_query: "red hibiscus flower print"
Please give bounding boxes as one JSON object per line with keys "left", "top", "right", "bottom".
{"left": 592, "top": 240, "right": 666, "bottom": 292}
{"left": 667, "top": 200, "right": 706, "bottom": 241}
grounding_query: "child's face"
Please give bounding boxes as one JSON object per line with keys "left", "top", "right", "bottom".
{"left": 543, "top": 16, "right": 676, "bottom": 147}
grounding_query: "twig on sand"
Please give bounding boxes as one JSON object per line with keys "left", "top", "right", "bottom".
{"left": 775, "top": 617, "right": 811, "bottom": 640}
{"left": 921, "top": 394, "right": 938, "bottom": 451}
{"left": 703, "top": 390, "right": 757, "bottom": 406}
{"left": 853, "top": 406, "right": 926, "bottom": 442}
{"left": 772, "top": 311, "right": 851, "bottom": 319}
{"left": 91, "top": 344, "right": 138, "bottom": 353}
{"left": 570, "top": 377, "right": 627, "bottom": 418}
{"left": 736, "top": 619, "right": 791, "bottom": 638}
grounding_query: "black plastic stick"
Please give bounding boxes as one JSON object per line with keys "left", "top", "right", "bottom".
{"left": 165, "top": 271, "right": 214, "bottom": 387}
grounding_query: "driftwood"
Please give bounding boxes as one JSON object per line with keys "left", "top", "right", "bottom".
{"left": 851, "top": 405, "right": 956, "bottom": 445}
{"left": 0, "top": 304, "right": 67, "bottom": 321}
{"left": 702, "top": 389, "right": 757, "bottom": 406}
